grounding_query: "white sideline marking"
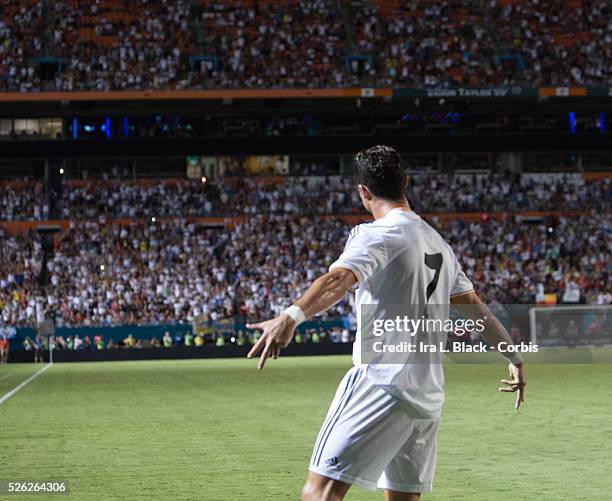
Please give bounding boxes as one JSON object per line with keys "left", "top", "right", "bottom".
{"left": 0, "top": 372, "right": 13, "bottom": 381}
{"left": 0, "top": 364, "right": 51, "bottom": 406}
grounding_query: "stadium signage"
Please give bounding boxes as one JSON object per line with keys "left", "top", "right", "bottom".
{"left": 391, "top": 87, "right": 536, "bottom": 98}
{"left": 425, "top": 88, "right": 516, "bottom": 98}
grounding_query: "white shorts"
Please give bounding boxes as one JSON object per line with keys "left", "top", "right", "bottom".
{"left": 309, "top": 366, "right": 440, "bottom": 493}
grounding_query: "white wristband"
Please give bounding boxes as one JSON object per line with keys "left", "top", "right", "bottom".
{"left": 283, "top": 305, "right": 306, "bottom": 326}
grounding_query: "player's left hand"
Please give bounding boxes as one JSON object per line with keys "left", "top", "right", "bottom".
{"left": 499, "top": 363, "right": 526, "bottom": 410}
{"left": 246, "top": 314, "right": 297, "bottom": 369}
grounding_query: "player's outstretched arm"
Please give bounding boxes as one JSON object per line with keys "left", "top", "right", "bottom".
{"left": 247, "top": 267, "right": 358, "bottom": 369}
{"left": 451, "top": 290, "right": 526, "bottom": 410}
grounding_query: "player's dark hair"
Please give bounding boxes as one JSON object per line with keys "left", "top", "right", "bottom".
{"left": 354, "top": 145, "right": 406, "bottom": 200}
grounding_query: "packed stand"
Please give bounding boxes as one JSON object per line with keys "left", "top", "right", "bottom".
{"left": 438, "top": 213, "right": 610, "bottom": 306}
{"left": 0, "top": 0, "right": 45, "bottom": 92}
{"left": 55, "top": 177, "right": 362, "bottom": 219}
{"left": 1, "top": 0, "right": 611, "bottom": 91}
{"left": 1, "top": 0, "right": 195, "bottom": 92}
{"left": 0, "top": 182, "right": 50, "bottom": 220}
{"left": 0, "top": 216, "right": 350, "bottom": 327}
{"left": 408, "top": 173, "right": 611, "bottom": 213}
{"left": 1, "top": 211, "right": 610, "bottom": 329}
{"left": 1, "top": 173, "right": 608, "bottom": 221}
{"left": 350, "top": 0, "right": 612, "bottom": 87}
{"left": 490, "top": 0, "right": 612, "bottom": 86}
{"left": 352, "top": 0, "right": 500, "bottom": 87}
{"left": 193, "top": 0, "right": 346, "bottom": 88}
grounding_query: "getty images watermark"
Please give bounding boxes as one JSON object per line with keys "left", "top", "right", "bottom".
{"left": 360, "top": 304, "right": 611, "bottom": 364}
{"left": 371, "top": 313, "right": 536, "bottom": 355}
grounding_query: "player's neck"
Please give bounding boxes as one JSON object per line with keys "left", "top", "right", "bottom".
{"left": 370, "top": 198, "right": 412, "bottom": 220}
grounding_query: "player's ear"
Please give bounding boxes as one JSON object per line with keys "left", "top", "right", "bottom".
{"left": 402, "top": 174, "right": 409, "bottom": 192}
{"left": 358, "top": 184, "right": 373, "bottom": 200}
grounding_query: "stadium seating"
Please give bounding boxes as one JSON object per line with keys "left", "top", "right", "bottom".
{"left": 0, "top": 216, "right": 351, "bottom": 327}
{"left": 0, "top": 182, "right": 609, "bottom": 328}
{"left": 0, "top": 0, "right": 610, "bottom": 91}
{"left": 0, "top": 173, "right": 609, "bottom": 220}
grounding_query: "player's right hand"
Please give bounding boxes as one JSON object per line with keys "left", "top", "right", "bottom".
{"left": 499, "top": 363, "right": 526, "bottom": 410}
{"left": 246, "top": 314, "right": 297, "bottom": 370}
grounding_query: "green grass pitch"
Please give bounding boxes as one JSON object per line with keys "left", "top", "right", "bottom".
{"left": 1, "top": 355, "right": 611, "bottom": 500}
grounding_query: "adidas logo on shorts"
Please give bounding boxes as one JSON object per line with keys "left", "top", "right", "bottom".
{"left": 325, "top": 457, "right": 339, "bottom": 466}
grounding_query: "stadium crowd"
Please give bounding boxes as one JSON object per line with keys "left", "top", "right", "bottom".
{"left": 353, "top": 1, "right": 500, "bottom": 88}
{"left": 0, "top": 181, "right": 50, "bottom": 221}
{"left": 491, "top": 0, "right": 612, "bottom": 86}
{"left": 438, "top": 213, "right": 610, "bottom": 306}
{"left": 409, "top": 173, "right": 610, "bottom": 213}
{"left": 0, "top": 216, "right": 350, "bottom": 327}
{"left": 194, "top": 0, "right": 346, "bottom": 88}
{"left": 0, "top": 0, "right": 194, "bottom": 92}
{"left": 56, "top": 177, "right": 361, "bottom": 219}
{"left": 0, "top": 210, "right": 609, "bottom": 329}
{"left": 1, "top": 0, "right": 611, "bottom": 91}
{"left": 0, "top": 174, "right": 609, "bottom": 221}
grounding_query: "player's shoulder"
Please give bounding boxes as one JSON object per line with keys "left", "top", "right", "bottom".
{"left": 346, "top": 221, "right": 375, "bottom": 245}
{"left": 342, "top": 220, "right": 387, "bottom": 250}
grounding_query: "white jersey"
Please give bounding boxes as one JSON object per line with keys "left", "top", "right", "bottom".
{"left": 329, "top": 208, "right": 473, "bottom": 417}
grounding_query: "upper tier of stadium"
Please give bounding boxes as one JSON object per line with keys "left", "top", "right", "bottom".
{"left": 0, "top": 0, "right": 610, "bottom": 92}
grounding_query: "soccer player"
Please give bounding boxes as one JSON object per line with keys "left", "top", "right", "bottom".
{"left": 247, "top": 145, "right": 526, "bottom": 501}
